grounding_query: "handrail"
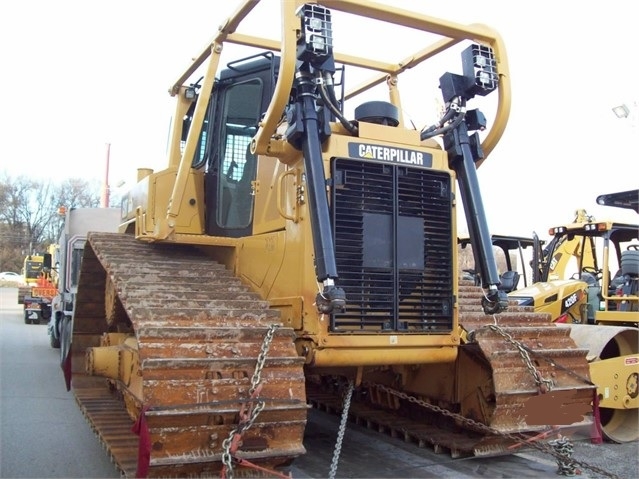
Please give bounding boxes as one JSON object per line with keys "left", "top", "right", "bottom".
{"left": 169, "top": 0, "right": 510, "bottom": 158}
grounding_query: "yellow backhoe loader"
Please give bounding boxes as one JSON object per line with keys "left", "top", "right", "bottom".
{"left": 61, "top": 2, "right": 598, "bottom": 477}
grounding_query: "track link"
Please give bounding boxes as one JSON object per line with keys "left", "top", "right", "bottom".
{"left": 70, "top": 232, "right": 308, "bottom": 477}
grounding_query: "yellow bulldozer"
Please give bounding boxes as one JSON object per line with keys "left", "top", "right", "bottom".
{"left": 62, "top": 1, "right": 599, "bottom": 477}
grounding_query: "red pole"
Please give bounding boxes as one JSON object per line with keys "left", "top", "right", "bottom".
{"left": 101, "top": 143, "right": 111, "bottom": 207}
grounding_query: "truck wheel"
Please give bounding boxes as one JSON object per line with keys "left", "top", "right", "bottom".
{"left": 24, "top": 311, "right": 29, "bottom": 324}
{"left": 50, "top": 332, "right": 61, "bottom": 349}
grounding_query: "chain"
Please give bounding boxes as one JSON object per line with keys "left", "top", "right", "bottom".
{"left": 221, "top": 324, "right": 278, "bottom": 479}
{"left": 368, "top": 383, "right": 619, "bottom": 479}
{"left": 487, "top": 322, "right": 554, "bottom": 393}
{"left": 549, "top": 436, "right": 577, "bottom": 476}
{"left": 250, "top": 324, "right": 277, "bottom": 396}
{"left": 328, "top": 380, "right": 354, "bottom": 479}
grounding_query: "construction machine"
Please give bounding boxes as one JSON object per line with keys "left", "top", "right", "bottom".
{"left": 528, "top": 205, "right": 639, "bottom": 444}
{"left": 19, "top": 247, "right": 58, "bottom": 324}
{"left": 458, "top": 234, "right": 545, "bottom": 292}
{"left": 22, "top": 252, "right": 46, "bottom": 286}
{"left": 17, "top": 252, "right": 48, "bottom": 305}
{"left": 465, "top": 204, "right": 639, "bottom": 443}
{"left": 539, "top": 213, "right": 638, "bottom": 326}
{"left": 64, "top": 2, "right": 597, "bottom": 477}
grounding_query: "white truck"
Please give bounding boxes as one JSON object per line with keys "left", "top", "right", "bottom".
{"left": 48, "top": 208, "right": 120, "bottom": 348}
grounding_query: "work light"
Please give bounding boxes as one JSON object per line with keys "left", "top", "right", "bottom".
{"left": 184, "top": 86, "right": 196, "bottom": 100}
{"left": 296, "top": 4, "right": 333, "bottom": 65}
{"left": 462, "top": 44, "right": 498, "bottom": 97}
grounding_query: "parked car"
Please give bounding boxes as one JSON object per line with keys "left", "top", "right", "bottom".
{"left": 0, "top": 271, "right": 25, "bottom": 284}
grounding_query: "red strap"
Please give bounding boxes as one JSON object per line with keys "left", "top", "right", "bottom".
{"left": 62, "top": 344, "right": 72, "bottom": 391}
{"left": 131, "top": 406, "right": 151, "bottom": 478}
{"left": 229, "top": 433, "right": 243, "bottom": 454}
{"left": 234, "top": 458, "right": 292, "bottom": 479}
{"left": 590, "top": 390, "right": 603, "bottom": 444}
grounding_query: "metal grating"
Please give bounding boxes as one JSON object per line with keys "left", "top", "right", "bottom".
{"left": 331, "top": 158, "right": 454, "bottom": 332}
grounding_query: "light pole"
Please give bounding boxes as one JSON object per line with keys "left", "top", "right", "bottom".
{"left": 100, "top": 143, "right": 111, "bottom": 208}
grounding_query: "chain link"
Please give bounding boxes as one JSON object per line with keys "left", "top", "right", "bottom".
{"left": 250, "top": 324, "right": 277, "bottom": 396}
{"left": 368, "top": 383, "right": 619, "bottom": 479}
{"left": 549, "top": 436, "right": 577, "bottom": 476}
{"left": 221, "top": 324, "right": 278, "bottom": 479}
{"left": 328, "top": 380, "right": 354, "bottom": 479}
{"left": 221, "top": 433, "right": 235, "bottom": 478}
{"left": 487, "top": 322, "right": 554, "bottom": 392}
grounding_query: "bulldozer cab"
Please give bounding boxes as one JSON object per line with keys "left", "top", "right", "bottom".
{"left": 192, "top": 53, "right": 279, "bottom": 237}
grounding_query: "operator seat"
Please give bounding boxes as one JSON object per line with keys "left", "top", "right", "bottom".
{"left": 580, "top": 271, "right": 601, "bottom": 323}
{"left": 619, "top": 249, "right": 639, "bottom": 311}
{"left": 498, "top": 270, "right": 520, "bottom": 293}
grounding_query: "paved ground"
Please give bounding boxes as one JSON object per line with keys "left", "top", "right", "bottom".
{"left": 291, "top": 407, "right": 638, "bottom": 479}
{"left": 0, "top": 288, "right": 119, "bottom": 478}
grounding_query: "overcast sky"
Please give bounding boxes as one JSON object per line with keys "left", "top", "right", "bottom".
{"left": 1, "top": 0, "right": 636, "bottom": 238}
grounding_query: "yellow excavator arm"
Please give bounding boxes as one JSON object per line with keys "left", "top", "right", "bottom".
{"left": 547, "top": 209, "right": 598, "bottom": 280}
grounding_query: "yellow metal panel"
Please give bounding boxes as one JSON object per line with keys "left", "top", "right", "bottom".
{"left": 319, "top": 332, "right": 459, "bottom": 349}
{"left": 252, "top": 157, "right": 296, "bottom": 235}
{"left": 269, "top": 296, "right": 304, "bottom": 330}
{"left": 589, "top": 355, "right": 639, "bottom": 410}
{"left": 238, "top": 232, "right": 286, "bottom": 291}
{"left": 595, "top": 310, "right": 639, "bottom": 324}
{"left": 311, "top": 345, "right": 457, "bottom": 367}
{"left": 127, "top": 169, "right": 205, "bottom": 238}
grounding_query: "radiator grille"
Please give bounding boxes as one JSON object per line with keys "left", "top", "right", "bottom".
{"left": 331, "top": 158, "right": 454, "bottom": 332}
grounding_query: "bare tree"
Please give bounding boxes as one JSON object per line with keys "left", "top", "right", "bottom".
{"left": 41, "top": 178, "right": 102, "bottom": 241}
{"left": 55, "top": 178, "right": 102, "bottom": 210}
{"left": 0, "top": 173, "right": 100, "bottom": 271}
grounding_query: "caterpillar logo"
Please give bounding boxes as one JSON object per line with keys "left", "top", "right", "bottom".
{"left": 348, "top": 142, "right": 432, "bottom": 167}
